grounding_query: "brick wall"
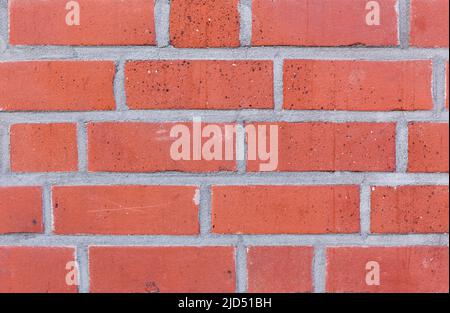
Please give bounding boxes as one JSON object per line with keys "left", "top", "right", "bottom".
{"left": 0, "top": 0, "right": 448, "bottom": 293}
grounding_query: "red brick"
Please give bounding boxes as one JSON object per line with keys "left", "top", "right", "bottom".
{"left": 247, "top": 122, "right": 396, "bottom": 172}
{"left": 212, "top": 186, "right": 360, "bottom": 234}
{"left": 125, "top": 60, "right": 274, "bottom": 110}
{"left": 0, "top": 61, "right": 115, "bottom": 111}
{"left": 89, "top": 246, "right": 236, "bottom": 293}
{"left": 0, "top": 247, "right": 77, "bottom": 293}
{"left": 53, "top": 185, "right": 200, "bottom": 235}
{"left": 247, "top": 246, "right": 313, "bottom": 293}
{"left": 9, "top": 0, "right": 155, "bottom": 46}
{"left": 10, "top": 123, "right": 78, "bottom": 173}
{"left": 410, "top": 0, "right": 449, "bottom": 47}
{"left": 408, "top": 123, "right": 449, "bottom": 173}
{"left": 252, "top": 0, "right": 398, "bottom": 47}
{"left": 327, "top": 247, "right": 449, "bottom": 293}
{"left": 170, "top": 0, "right": 240, "bottom": 48}
{"left": 371, "top": 186, "right": 449, "bottom": 233}
{"left": 88, "top": 122, "right": 236, "bottom": 173}
{"left": 284, "top": 60, "right": 433, "bottom": 111}
{"left": 0, "top": 187, "right": 43, "bottom": 234}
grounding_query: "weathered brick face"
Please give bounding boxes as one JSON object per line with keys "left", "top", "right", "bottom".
{"left": 252, "top": 0, "right": 399, "bottom": 47}
{"left": 9, "top": 0, "right": 156, "bottom": 46}
{"left": 0, "top": 0, "right": 448, "bottom": 294}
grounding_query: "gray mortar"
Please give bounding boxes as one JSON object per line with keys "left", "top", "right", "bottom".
{"left": 155, "top": 0, "right": 170, "bottom": 48}
{"left": 239, "top": 0, "right": 252, "bottom": 47}
{"left": 0, "top": 123, "right": 9, "bottom": 174}
{"left": 360, "top": 184, "right": 371, "bottom": 237}
{"left": 396, "top": 121, "right": 409, "bottom": 173}
{"left": 399, "top": 0, "right": 411, "bottom": 49}
{"left": 42, "top": 184, "right": 53, "bottom": 234}
{"left": 0, "top": 172, "right": 448, "bottom": 187}
{"left": 199, "top": 184, "right": 212, "bottom": 236}
{"left": 0, "top": 0, "right": 7, "bottom": 53}
{"left": 0, "top": 234, "right": 447, "bottom": 248}
{"left": 433, "top": 57, "right": 449, "bottom": 113}
{"left": 273, "top": 57, "right": 284, "bottom": 111}
{"left": 236, "top": 241, "right": 248, "bottom": 293}
{"left": 77, "top": 122, "right": 88, "bottom": 172}
{"left": 114, "top": 60, "right": 128, "bottom": 111}
{"left": 76, "top": 245, "right": 89, "bottom": 293}
{"left": 0, "top": 0, "right": 448, "bottom": 293}
{"left": 313, "top": 246, "right": 326, "bottom": 293}
{"left": 1, "top": 46, "right": 449, "bottom": 61}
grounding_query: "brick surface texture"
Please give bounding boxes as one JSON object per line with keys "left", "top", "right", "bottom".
{"left": 0, "top": 0, "right": 448, "bottom": 293}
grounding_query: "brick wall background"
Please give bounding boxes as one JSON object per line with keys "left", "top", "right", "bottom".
{"left": 0, "top": 0, "right": 448, "bottom": 293}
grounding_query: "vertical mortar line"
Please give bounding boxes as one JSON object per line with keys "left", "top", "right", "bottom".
{"left": 43, "top": 183, "right": 53, "bottom": 234}
{"left": 239, "top": 0, "right": 252, "bottom": 47}
{"left": 5, "top": 0, "right": 8, "bottom": 47}
{"left": 236, "top": 121, "right": 247, "bottom": 173}
{"left": 432, "top": 57, "right": 447, "bottom": 113}
{"left": 236, "top": 240, "right": 248, "bottom": 293}
{"left": 360, "top": 184, "right": 371, "bottom": 237}
{"left": 77, "top": 122, "right": 88, "bottom": 172}
{"left": 114, "top": 60, "right": 128, "bottom": 111}
{"left": 273, "top": 57, "right": 284, "bottom": 112}
{"left": 199, "top": 184, "right": 212, "bottom": 236}
{"left": 0, "top": 0, "right": 7, "bottom": 53}
{"left": 398, "top": 0, "right": 411, "bottom": 49}
{"left": 0, "top": 122, "right": 10, "bottom": 174}
{"left": 155, "top": 0, "right": 171, "bottom": 48}
{"left": 396, "top": 120, "right": 409, "bottom": 173}
{"left": 76, "top": 245, "right": 90, "bottom": 293}
{"left": 312, "top": 246, "right": 326, "bottom": 293}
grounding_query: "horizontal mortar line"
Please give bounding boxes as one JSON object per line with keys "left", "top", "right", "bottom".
{"left": 0, "top": 234, "right": 447, "bottom": 247}
{"left": 0, "top": 173, "right": 448, "bottom": 186}
{"left": 0, "top": 110, "right": 449, "bottom": 123}
{"left": 0, "top": 47, "right": 449, "bottom": 61}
